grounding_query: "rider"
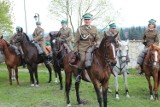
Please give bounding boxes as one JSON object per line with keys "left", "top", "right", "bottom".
{"left": 136, "top": 19, "right": 159, "bottom": 74}
{"left": 32, "top": 21, "right": 49, "bottom": 62}
{"left": 74, "top": 13, "right": 99, "bottom": 82}
{"left": 58, "top": 20, "right": 73, "bottom": 52}
{"left": 105, "top": 23, "right": 130, "bottom": 62}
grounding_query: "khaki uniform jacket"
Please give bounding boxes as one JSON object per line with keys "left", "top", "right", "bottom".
{"left": 59, "top": 27, "right": 72, "bottom": 42}
{"left": 143, "top": 28, "right": 159, "bottom": 47}
{"left": 105, "top": 30, "right": 120, "bottom": 41}
{"left": 74, "top": 25, "right": 99, "bottom": 52}
{"left": 32, "top": 27, "right": 44, "bottom": 44}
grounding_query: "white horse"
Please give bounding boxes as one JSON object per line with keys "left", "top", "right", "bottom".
{"left": 113, "top": 40, "right": 130, "bottom": 99}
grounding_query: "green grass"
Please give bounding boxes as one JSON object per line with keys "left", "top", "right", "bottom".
{"left": 0, "top": 64, "right": 160, "bottom": 107}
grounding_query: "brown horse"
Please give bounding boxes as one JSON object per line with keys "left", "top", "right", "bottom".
{"left": 64, "top": 34, "right": 117, "bottom": 107}
{"left": 143, "top": 44, "right": 160, "bottom": 100}
{"left": 0, "top": 36, "right": 20, "bottom": 85}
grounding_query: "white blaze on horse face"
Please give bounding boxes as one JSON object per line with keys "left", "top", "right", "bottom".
{"left": 52, "top": 39, "right": 56, "bottom": 43}
{"left": 154, "top": 51, "right": 158, "bottom": 66}
{"left": 111, "top": 43, "right": 116, "bottom": 58}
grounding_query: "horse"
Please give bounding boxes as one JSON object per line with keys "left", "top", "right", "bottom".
{"left": 49, "top": 31, "right": 67, "bottom": 90}
{"left": 112, "top": 40, "right": 130, "bottom": 99}
{"left": 0, "top": 35, "right": 20, "bottom": 85}
{"left": 13, "top": 32, "right": 52, "bottom": 86}
{"left": 64, "top": 34, "right": 117, "bottom": 107}
{"left": 143, "top": 44, "right": 160, "bottom": 100}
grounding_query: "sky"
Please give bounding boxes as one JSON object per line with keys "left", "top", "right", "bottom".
{"left": 13, "top": 0, "right": 160, "bottom": 34}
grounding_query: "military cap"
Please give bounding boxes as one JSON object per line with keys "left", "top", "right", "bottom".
{"left": 61, "top": 20, "right": 68, "bottom": 24}
{"left": 148, "top": 19, "right": 156, "bottom": 24}
{"left": 36, "top": 21, "right": 41, "bottom": 25}
{"left": 16, "top": 26, "right": 20, "bottom": 31}
{"left": 82, "top": 13, "right": 93, "bottom": 19}
{"left": 109, "top": 23, "right": 116, "bottom": 28}
{"left": 46, "top": 41, "right": 51, "bottom": 45}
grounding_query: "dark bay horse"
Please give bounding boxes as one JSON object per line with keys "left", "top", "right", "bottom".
{"left": 0, "top": 36, "right": 20, "bottom": 85}
{"left": 64, "top": 34, "right": 117, "bottom": 107}
{"left": 14, "top": 33, "right": 52, "bottom": 86}
{"left": 143, "top": 44, "right": 160, "bottom": 100}
{"left": 49, "top": 31, "right": 67, "bottom": 90}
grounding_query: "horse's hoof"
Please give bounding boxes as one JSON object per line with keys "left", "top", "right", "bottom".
{"left": 126, "top": 94, "right": 130, "bottom": 98}
{"left": 150, "top": 95, "right": 154, "bottom": 100}
{"left": 31, "top": 84, "right": 34, "bottom": 87}
{"left": 54, "top": 78, "right": 58, "bottom": 83}
{"left": 66, "top": 104, "right": 71, "bottom": 107}
{"left": 35, "top": 84, "right": 39, "bottom": 87}
{"left": 116, "top": 95, "right": 120, "bottom": 100}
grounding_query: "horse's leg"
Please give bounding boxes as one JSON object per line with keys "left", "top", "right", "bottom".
{"left": 11, "top": 69, "right": 15, "bottom": 80}
{"left": 34, "top": 65, "right": 39, "bottom": 87}
{"left": 102, "top": 81, "right": 109, "bottom": 107}
{"left": 53, "top": 62, "right": 58, "bottom": 83}
{"left": 93, "top": 82, "right": 102, "bottom": 107}
{"left": 146, "top": 75, "right": 153, "bottom": 100}
{"left": 153, "top": 70, "right": 159, "bottom": 100}
{"left": 65, "top": 71, "right": 72, "bottom": 107}
{"left": 27, "top": 65, "right": 34, "bottom": 86}
{"left": 75, "top": 79, "right": 82, "bottom": 104}
{"left": 44, "top": 63, "right": 52, "bottom": 83}
{"left": 7, "top": 66, "right": 12, "bottom": 85}
{"left": 15, "top": 67, "right": 19, "bottom": 85}
{"left": 57, "top": 66, "right": 63, "bottom": 90}
{"left": 124, "top": 70, "right": 130, "bottom": 98}
{"left": 114, "top": 72, "right": 119, "bottom": 99}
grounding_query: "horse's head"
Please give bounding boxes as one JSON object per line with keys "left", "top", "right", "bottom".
{"left": 117, "top": 40, "right": 129, "bottom": 62}
{"left": 13, "top": 32, "right": 30, "bottom": 44}
{"left": 0, "top": 35, "right": 10, "bottom": 51}
{"left": 148, "top": 44, "right": 160, "bottom": 69}
{"left": 100, "top": 35, "right": 117, "bottom": 66}
{"left": 51, "top": 37, "right": 63, "bottom": 56}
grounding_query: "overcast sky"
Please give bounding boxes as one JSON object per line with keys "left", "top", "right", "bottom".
{"left": 13, "top": 0, "right": 160, "bottom": 34}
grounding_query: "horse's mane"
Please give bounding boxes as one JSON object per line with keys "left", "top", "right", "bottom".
{"left": 22, "top": 33, "right": 35, "bottom": 47}
{"left": 2, "top": 39, "right": 16, "bottom": 54}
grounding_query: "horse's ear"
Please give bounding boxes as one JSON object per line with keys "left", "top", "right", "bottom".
{"left": 0, "top": 35, "right": 3, "bottom": 39}
{"left": 114, "top": 32, "right": 119, "bottom": 38}
{"left": 118, "top": 40, "right": 121, "bottom": 46}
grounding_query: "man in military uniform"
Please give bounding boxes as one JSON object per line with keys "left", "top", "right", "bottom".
{"left": 32, "top": 21, "right": 47, "bottom": 56}
{"left": 136, "top": 19, "right": 159, "bottom": 74}
{"left": 58, "top": 20, "right": 73, "bottom": 52}
{"left": 105, "top": 23, "right": 121, "bottom": 45}
{"left": 74, "top": 13, "right": 99, "bottom": 82}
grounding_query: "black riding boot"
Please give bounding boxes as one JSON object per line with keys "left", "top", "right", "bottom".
{"left": 139, "top": 65, "right": 144, "bottom": 74}
{"left": 75, "top": 68, "right": 82, "bottom": 83}
{"left": 40, "top": 53, "right": 50, "bottom": 64}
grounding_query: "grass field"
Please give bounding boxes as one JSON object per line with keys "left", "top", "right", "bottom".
{"left": 0, "top": 64, "right": 160, "bottom": 107}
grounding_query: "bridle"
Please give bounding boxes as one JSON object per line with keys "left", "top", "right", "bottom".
{"left": 149, "top": 49, "right": 160, "bottom": 65}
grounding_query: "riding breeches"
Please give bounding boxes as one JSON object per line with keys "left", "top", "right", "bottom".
{"left": 33, "top": 42, "right": 43, "bottom": 54}
{"left": 137, "top": 47, "right": 148, "bottom": 65}
{"left": 85, "top": 47, "right": 94, "bottom": 67}
{"left": 78, "top": 51, "right": 86, "bottom": 69}
{"left": 64, "top": 42, "right": 73, "bottom": 52}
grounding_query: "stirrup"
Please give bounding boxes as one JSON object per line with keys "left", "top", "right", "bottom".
{"left": 75, "top": 75, "right": 81, "bottom": 83}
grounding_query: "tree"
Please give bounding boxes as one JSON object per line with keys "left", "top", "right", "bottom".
{"left": 49, "top": 0, "right": 120, "bottom": 35}
{"left": 0, "top": 0, "right": 13, "bottom": 34}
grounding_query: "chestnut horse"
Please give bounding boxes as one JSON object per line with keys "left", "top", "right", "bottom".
{"left": 0, "top": 36, "right": 20, "bottom": 85}
{"left": 13, "top": 32, "right": 52, "bottom": 86}
{"left": 143, "top": 44, "right": 160, "bottom": 100}
{"left": 64, "top": 34, "right": 117, "bottom": 107}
